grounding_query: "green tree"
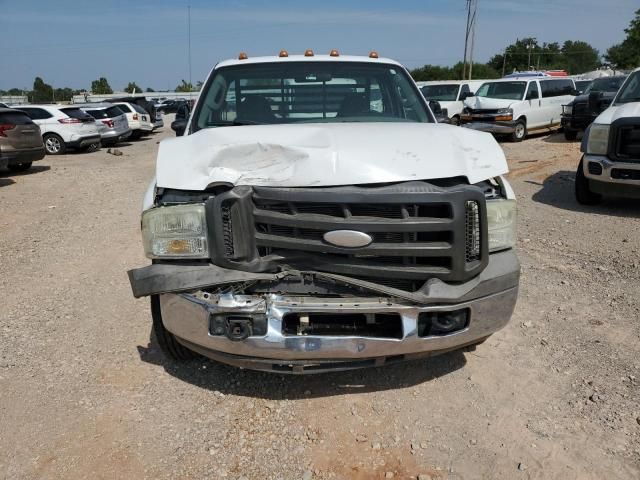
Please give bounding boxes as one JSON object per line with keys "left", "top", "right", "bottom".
{"left": 32, "top": 76, "right": 54, "bottom": 103}
{"left": 175, "top": 79, "right": 193, "bottom": 92}
{"left": 562, "top": 40, "right": 600, "bottom": 74}
{"left": 124, "top": 82, "right": 141, "bottom": 94}
{"left": 145, "top": 87, "right": 155, "bottom": 92}
{"left": 91, "top": 77, "right": 113, "bottom": 94}
{"left": 605, "top": 9, "right": 640, "bottom": 69}
{"left": 54, "top": 87, "right": 74, "bottom": 102}
{"left": 410, "top": 63, "right": 498, "bottom": 81}
{"left": 7, "top": 88, "right": 23, "bottom": 96}
{"left": 489, "top": 37, "right": 600, "bottom": 75}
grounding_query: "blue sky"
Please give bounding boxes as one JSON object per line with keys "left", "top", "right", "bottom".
{"left": 1, "top": 0, "right": 637, "bottom": 91}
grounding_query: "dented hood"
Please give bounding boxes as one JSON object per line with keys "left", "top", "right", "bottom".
{"left": 156, "top": 122, "right": 508, "bottom": 189}
{"left": 463, "top": 96, "right": 516, "bottom": 110}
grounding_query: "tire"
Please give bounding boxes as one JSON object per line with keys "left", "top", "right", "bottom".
{"left": 130, "top": 130, "right": 142, "bottom": 140}
{"left": 43, "top": 133, "right": 66, "bottom": 155}
{"left": 575, "top": 159, "right": 602, "bottom": 205}
{"left": 82, "top": 142, "right": 101, "bottom": 153}
{"left": 150, "top": 295, "right": 198, "bottom": 361}
{"left": 450, "top": 115, "right": 460, "bottom": 126}
{"left": 510, "top": 119, "right": 527, "bottom": 142}
{"left": 564, "top": 129, "right": 578, "bottom": 141}
{"left": 7, "top": 162, "right": 32, "bottom": 172}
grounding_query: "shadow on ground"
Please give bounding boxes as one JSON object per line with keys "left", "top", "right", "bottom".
{"left": 0, "top": 165, "right": 51, "bottom": 179}
{"left": 531, "top": 170, "right": 640, "bottom": 218}
{"left": 137, "top": 331, "right": 467, "bottom": 399}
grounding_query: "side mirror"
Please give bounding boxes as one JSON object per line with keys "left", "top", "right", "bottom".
{"left": 171, "top": 119, "right": 187, "bottom": 136}
{"left": 570, "top": 89, "right": 580, "bottom": 96}
{"left": 460, "top": 91, "right": 474, "bottom": 100}
{"left": 588, "top": 91, "right": 603, "bottom": 113}
{"left": 175, "top": 104, "right": 190, "bottom": 120}
{"left": 429, "top": 100, "right": 443, "bottom": 115}
{"left": 526, "top": 91, "right": 538, "bottom": 101}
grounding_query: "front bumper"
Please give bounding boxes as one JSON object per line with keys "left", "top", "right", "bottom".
{"left": 160, "top": 287, "right": 517, "bottom": 373}
{"left": 583, "top": 154, "right": 640, "bottom": 198}
{"left": 561, "top": 114, "right": 592, "bottom": 132}
{"left": 461, "top": 121, "right": 516, "bottom": 134}
{"left": 130, "top": 250, "right": 520, "bottom": 372}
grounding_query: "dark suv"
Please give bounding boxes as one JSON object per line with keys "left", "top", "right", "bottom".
{"left": 0, "top": 108, "right": 45, "bottom": 172}
{"left": 561, "top": 76, "right": 627, "bottom": 140}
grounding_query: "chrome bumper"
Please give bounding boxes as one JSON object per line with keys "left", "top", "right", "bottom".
{"left": 159, "top": 287, "right": 518, "bottom": 372}
{"left": 584, "top": 155, "right": 640, "bottom": 185}
{"left": 461, "top": 121, "right": 516, "bottom": 134}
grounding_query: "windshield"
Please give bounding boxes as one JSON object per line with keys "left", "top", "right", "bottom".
{"left": 476, "top": 81, "right": 526, "bottom": 100}
{"left": 420, "top": 84, "right": 459, "bottom": 102}
{"left": 585, "top": 77, "right": 626, "bottom": 94}
{"left": 192, "top": 61, "right": 432, "bottom": 130}
{"left": 614, "top": 71, "right": 640, "bottom": 105}
{"left": 575, "top": 80, "right": 592, "bottom": 92}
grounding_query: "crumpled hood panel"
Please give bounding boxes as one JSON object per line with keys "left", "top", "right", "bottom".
{"left": 463, "top": 96, "right": 515, "bottom": 110}
{"left": 156, "top": 122, "right": 508, "bottom": 189}
{"left": 595, "top": 102, "right": 640, "bottom": 125}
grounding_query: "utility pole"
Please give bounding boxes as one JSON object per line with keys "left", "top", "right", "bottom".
{"left": 188, "top": 4, "right": 192, "bottom": 98}
{"left": 502, "top": 49, "right": 508, "bottom": 77}
{"left": 462, "top": 0, "right": 471, "bottom": 80}
{"left": 462, "top": 0, "right": 478, "bottom": 80}
{"left": 469, "top": 0, "right": 478, "bottom": 80}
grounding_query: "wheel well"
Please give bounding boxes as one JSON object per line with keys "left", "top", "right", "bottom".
{"left": 516, "top": 116, "right": 527, "bottom": 125}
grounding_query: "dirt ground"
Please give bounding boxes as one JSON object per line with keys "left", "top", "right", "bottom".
{"left": 1, "top": 123, "right": 639, "bottom": 480}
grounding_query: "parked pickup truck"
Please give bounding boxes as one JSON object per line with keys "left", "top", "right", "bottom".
{"left": 561, "top": 76, "right": 627, "bottom": 141}
{"left": 576, "top": 67, "right": 640, "bottom": 204}
{"left": 128, "top": 51, "right": 520, "bottom": 373}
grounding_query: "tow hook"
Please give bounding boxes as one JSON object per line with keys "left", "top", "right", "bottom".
{"left": 226, "top": 318, "right": 253, "bottom": 341}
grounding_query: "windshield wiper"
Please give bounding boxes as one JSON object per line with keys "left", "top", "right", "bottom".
{"left": 210, "top": 119, "right": 263, "bottom": 126}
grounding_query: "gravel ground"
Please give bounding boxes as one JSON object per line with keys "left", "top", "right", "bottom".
{"left": 0, "top": 124, "right": 639, "bottom": 480}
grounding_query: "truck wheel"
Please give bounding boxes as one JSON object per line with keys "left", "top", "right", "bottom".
{"left": 510, "top": 119, "right": 527, "bottom": 142}
{"left": 43, "top": 133, "right": 66, "bottom": 155}
{"left": 450, "top": 115, "right": 460, "bottom": 126}
{"left": 8, "top": 162, "right": 32, "bottom": 172}
{"left": 564, "top": 129, "right": 578, "bottom": 141}
{"left": 575, "top": 159, "right": 602, "bottom": 205}
{"left": 150, "top": 295, "right": 198, "bottom": 361}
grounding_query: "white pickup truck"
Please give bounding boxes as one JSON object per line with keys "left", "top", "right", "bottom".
{"left": 576, "top": 67, "right": 640, "bottom": 204}
{"left": 127, "top": 51, "right": 520, "bottom": 373}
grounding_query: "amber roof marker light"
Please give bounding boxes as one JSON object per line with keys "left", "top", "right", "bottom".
{"left": 329, "top": 49, "right": 340, "bottom": 57}
{"left": 369, "top": 51, "right": 379, "bottom": 59}
{"left": 238, "top": 52, "right": 248, "bottom": 60}
{"left": 279, "top": 49, "right": 289, "bottom": 57}
{"left": 304, "top": 49, "right": 314, "bottom": 57}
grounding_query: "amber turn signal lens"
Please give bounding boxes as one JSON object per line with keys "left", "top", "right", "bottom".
{"left": 304, "top": 49, "right": 314, "bottom": 57}
{"left": 329, "top": 49, "right": 339, "bottom": 57}
{"left": 369, "top": 51, "right": 379, "bottom": 58}
{"left": 238, "top": 52, "right": 248, "bottom": 60}
{"left": 279, "top": 49, "right": 289, "bottom": 57}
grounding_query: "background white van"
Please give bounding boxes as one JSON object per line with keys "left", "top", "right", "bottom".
{"left": 460, "top": 77, "right": 576, "bottom": 141}
{"left": 417, "top": 80, "right": 485, "bottom": 124}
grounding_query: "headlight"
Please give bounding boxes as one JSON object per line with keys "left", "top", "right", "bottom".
{"left": 487, "top": 199, "right": 516, "bottom": 252}
{"left": 586, "top": 124, "right": 610, "bottom": 155}
{"left": 495, "top": 108, "right": 513, "bottom": 121}
{"left": 142, "top": 204, "right": 209, "bottom": 259}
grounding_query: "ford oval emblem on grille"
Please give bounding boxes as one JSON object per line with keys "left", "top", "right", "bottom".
{"left": 323, "top": 230, "right": 373, "bottom": 248}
